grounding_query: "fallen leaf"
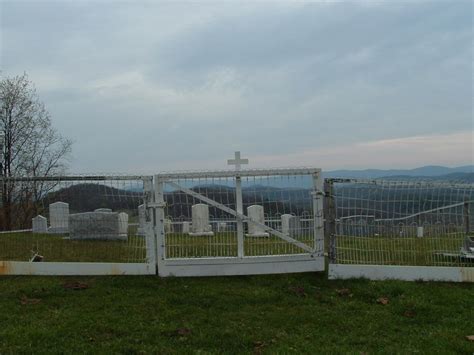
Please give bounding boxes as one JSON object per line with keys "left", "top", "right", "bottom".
{"left": 376, "top": 297, "right": 389, "bottom": 305}
{"left": 336, "top": 288, "right": 353, "bottom": 297}
{"left": 20, "top": 296, "right": 41, "bottom": 305}
{"left": 466, "top": 335, "right": 474, "bottom": 342}
{"left": 63, "top": 281, "right": 89, "bottom": 290}
{"left": 253, "top": 340, "right": 266, "bottom": 354}
{"left": 289, "top": 286, "right": 307, "bottom": 297}
{"left": 176, "top": 328, "right": 191, "bottom": 336}
{"left": 403, "top": 310, "right": 416, "bottom": 318}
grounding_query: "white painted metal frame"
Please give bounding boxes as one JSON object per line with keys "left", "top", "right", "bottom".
{"left": 154, "top": 167, "right": 325, "bottom": 277}
{"left": 0, "top": 176, "right": 156, "bottom": 276}
{"left": 329, "top": 264, "right": 474, "bottom": 282}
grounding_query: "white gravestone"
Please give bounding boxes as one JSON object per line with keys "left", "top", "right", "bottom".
{"left": 69, "top": 212, "right": 126, "bottom": 241}
{"left": 164, "top": 219, "right": 173, "bottom": 233}
{"left": 32, "top": 215, "right": 48, "bottom": 233}
{"left": 182, "top": 221, "right": 191, "bottom": 234}
{"left": 281, "top": 214, "right": 302, "bottom": 237}
{"left": 217, "top": 222, "right": 227, "bottom": 232}
{"left": 137, "top": 204, "right": 146, "bottom": 236}
{"left": 416, "top": 226, "right": 424, "bottom": 238}
{"left": 246, "top": 205, "right": 269, "bottom": 237}
{"left": 118, "top": 212, "right": 129, "bottom": 237}
{"left": 95, "top": 208, "right": 112, "bottom": 213}
{"left": 49, "top": 202, "right": 69, "bottom": 234}
{"left": 461, "top": 236, "right": 474, "bottom": 256}
{"left": 189, "top": 204, "right": 214, "bottom": 236}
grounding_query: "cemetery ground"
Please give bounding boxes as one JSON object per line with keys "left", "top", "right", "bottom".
{"left": 0, "top": 231, "right": 471, "bottom": 266}
{"left": 1, "top": 272, "right": 473, "bottom": 353}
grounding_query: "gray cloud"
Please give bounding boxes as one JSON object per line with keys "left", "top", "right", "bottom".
{"left": 1, "top": 0, "right": 472, "bottom": 172}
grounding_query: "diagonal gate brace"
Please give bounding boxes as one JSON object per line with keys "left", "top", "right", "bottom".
{"left": 166, "top": 181, "right": 314, "bottom": 253}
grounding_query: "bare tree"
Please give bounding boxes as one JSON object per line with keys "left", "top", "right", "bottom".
{"left": 0, "top": 73, "right": 72, "bottom": 230}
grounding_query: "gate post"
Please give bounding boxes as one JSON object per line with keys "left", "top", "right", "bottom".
{"left": 312, "top": 171, "right": 324, "bottom": 256}
{"left": 324, "top": 179, "right": 337, "bottom": 263}
{"left": 154, "top": 176, "right": 166, "bottom": 268}
{"left": 236, "top": 175, "right": 244, "bottom": 258}
{"left": 144, "top": 177, "right": 157, "bottom": 272}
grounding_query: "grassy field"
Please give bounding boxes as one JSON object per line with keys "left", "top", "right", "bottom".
{"left": 335, "top": 234, "right": 473, "bottom": 267}
{"left": 0, "top": 272, "right": 473, "bottom": 353}
{"left": 166, "top": 233, "right": 316, "bottom": 258}
{"left": 1, "top": 231, "right": 472, "bottom": 268}
{"left": 0, "top": 232, "right": 147, "bottom": 263}
{"left": 0, "top": 232, "right": 316, "bottom": 263}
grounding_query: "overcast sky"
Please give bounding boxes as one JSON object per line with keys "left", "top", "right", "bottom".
{"left": 1, "top": 0, "right": 472, "bottom": 173}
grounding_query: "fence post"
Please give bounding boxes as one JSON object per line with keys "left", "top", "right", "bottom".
{"left": 312, "top": 171, "right": 324, "bottom": 255}
{"left": 144, "top": 177, "right": 157, "bottom": 272}
{"left": 154, "top": 176, "right": 166, "bottom": 269}
{"left": 464, "top": 200, "right": 470, "bottom": 235}
{"left": 324, "top": 179, "right": 337, "bottom": 263}
{"left": 235, "top": 175, "right": 244, "bottom": 258}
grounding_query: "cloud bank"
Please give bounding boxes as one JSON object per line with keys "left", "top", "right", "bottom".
{"left": 1, "top": 0, "right": 472, "bottom": 173}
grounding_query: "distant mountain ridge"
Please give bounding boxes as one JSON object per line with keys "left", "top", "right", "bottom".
{"left": 325, "top": 165, "right": 473, "bottom": 179}
{"left": 379, "top": 172, "right": 474, "bottom": 183}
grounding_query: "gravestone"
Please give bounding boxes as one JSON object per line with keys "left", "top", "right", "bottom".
{"left": 164, "top": 219, "right": 173, "bottom": 233}
{"left": 32, "top": 215, "right": 48, "bottom": 233}
{"left": 416, "top": 226, "right": 424, "bottom": 238}
{"left": 95, "top": 208, "right": 112, "bottom": 213}
{"left": 118, "top": 212, "right": 129, "bottom": 237}
{"left": 137, "top": 204, "right": 146, "bottom": 236}
{"left": 281, "top": 214, "right": 301, "bottom": 237}
{"left": 49, "top": 202, "right": 69, "bottom": 234}
{"left": 182, "top": 221, "right": 191, "bottom": 234}
{"left": 217, "top": 222, "right": 227, "bottom": 232}
{"left": 461, "top": 236, "right": 474, "bottom": 256}
{"left": 246, "top": 205, "right": 269, "bottom": 237}
{"left": 189, "top": 204, "right": 214, "bottom": 236}
{"left": 69, "top": 212, "right": 126, "bottom": 241}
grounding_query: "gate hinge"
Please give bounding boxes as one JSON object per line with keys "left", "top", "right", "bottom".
{"left": 311, "top": 190, "right": 325, "bottom": 197}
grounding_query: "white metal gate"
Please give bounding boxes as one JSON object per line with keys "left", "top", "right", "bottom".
{"left": 149, "top": 168, "right": 325, "bottom": 277}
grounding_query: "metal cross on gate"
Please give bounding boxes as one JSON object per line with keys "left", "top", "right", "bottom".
{"left": 227, "top": 151, "right": 248, "bottom": 258}
{"left": 227, "top": 151, "right": 249, "bottom": 171}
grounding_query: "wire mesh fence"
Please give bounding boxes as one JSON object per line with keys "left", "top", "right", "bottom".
{"left": 0, "top": 176, "right": 150, "bottom": 263}
{"left": 328, "top": 179, "right": 474, "bottom": 267}
{"left": 162, "top": 172, "right": 319, "bottom": 258}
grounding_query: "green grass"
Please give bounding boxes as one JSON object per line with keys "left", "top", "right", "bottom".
{"left": 0, "top": 272, "right": 473, "bottom": 353}
{"left": 0, "top": 232, "right": 472, "bottom": 266}
{"left": 2, "top": 232, "right": 472, "bottom": 268}
{"left": 166, "top": 233, "right": 315, "bottom": 258}
{"left": 336, "top": 234, "right": 473, "bottom": 267}
{"left": 0, "top": 232, "right": 315, "bottom": 263}
{"left": 0, "top": 232, "right": 147, "bottom": 263}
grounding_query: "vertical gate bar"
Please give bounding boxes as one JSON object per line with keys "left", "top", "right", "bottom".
{"left": 324, "top": 179, "right": 337, "bottom": 263}
{"left": 312, "top": 171, "right": 324, "bottom": 255}
{"left": 464, "top": 200, "right": 470, "bottom": 235}
{"left": 236, "top": 175, "right": 244, "bottom": 258}
{"left": 154, "top": 176, "right": 166, "bottom": 263}
{"left": 144, "top": 177, "right": 157, "bottom": 271}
